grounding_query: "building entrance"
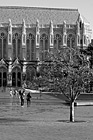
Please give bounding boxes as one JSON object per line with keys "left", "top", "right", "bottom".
{"left": 12, "top": 68, "right": 21, "bottom": 87}
{"left": 0, "top": 68, "right": 7, "bottom": 87}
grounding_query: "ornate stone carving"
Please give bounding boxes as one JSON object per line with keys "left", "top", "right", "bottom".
{"left": 76, "top": 21, "right": 80, "bottom": 46}
{"left": 8, "top": 19, "right": 12, "bottom": 45}
{"left": 63, "top": 21, "right": 66, "bottom": 34}
{"left": 50, "top": 20, "right": 53, "bottom": 47}
{"left": 63, "top": 21, "right": 67, "bottom": 46}
{"left": 8, "top": 58, "right": 12, "bottom": 73}
{"left": 36, "top": 19, "right": 39, "bottom": 34}
{"left": 12, "top": 57, "right": 21, "bottom": 69}
{"left": 36, "top": 19, "right": 40, "bottom": 46}
{"left": 22, "top": 19, "right": 26, "bottom": 46}
{"left": 76, "top": 21, "right": 80, "bottom": 34}
{"left": 0, "top": 58, "right": 7, "bottom": 69}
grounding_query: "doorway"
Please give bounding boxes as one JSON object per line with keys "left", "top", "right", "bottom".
{"left": 12, "top": 68, "right": 21, "bottom": 87}
{"left": 0, "top": 68, "right": 7, "bottom": 87}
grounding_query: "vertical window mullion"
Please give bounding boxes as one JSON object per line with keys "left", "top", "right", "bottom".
{"left": 0, "top": 39, "right": 2, "bottom": 59}
{"left": 30, "top": 39, "right": 31, "bottom": 61}
{"left": 16, "top": 39, "right": 17, "bottom": 58}
{"left": 2, "top": 39, "right": 3, "bottom": 58}
{"left": 43, "top": 39, "right": 45, "bottom": 60}
{"left": 57, "top": 39, "right": 58, "bottom": 50}
{"left": 3, "top": 38, "right": 7, "bottom": 59}
{"left": 67, "top": 38, "right": 70, "bottom": 47}
{"left": 40, "top": 40, "right": 43, "bottom": 61}
{"left": 2, "top": 69, "right": 3, "bottom": 86}
{"left": 13, "top": 39, "right": 16, "bottom": 59}
{"left": 54, "top": 35, "right": 56, "bottom": 49}
{"left": 30, "top": 39, "right": 32, "bottom": 60}
{"left": 26, "top": 39, "right": 29, "bottom": 60}
{"left": 18, "top": 39, "right": 21, "bottom": 59}
{"left": 58, "top": 39, "right": 61, "bottom": 50}
{"left": 31, "top": 39, "right": 35, "bottom": 60}
{"left": 45, "top": 39, "right": 48, "bottom": 59}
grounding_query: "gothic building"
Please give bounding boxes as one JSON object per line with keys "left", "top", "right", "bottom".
{"left": 0, "top": 6, "right": 92, "bottom": 88}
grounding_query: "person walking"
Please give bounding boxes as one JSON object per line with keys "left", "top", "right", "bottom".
{"left": 10, "top": 88, "right": 13, "bottom": 97}
{"left": 20, "top": 89, "right": 25, "bottom": 107}
{"left": 9, "top": 88, "right": 13, "bottom": 106}
{"left": 26, "top": 92, "right": 32, "bottom": 107}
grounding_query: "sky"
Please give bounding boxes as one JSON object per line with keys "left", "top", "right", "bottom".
{"left": 0, "top": 0, "right": 93, "bottom": 38}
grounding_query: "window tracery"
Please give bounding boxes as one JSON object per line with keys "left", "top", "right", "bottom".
{"left": 54, "top": 34, "right": 62, "bottom": 50}
{"left": 12, "top": 33, "right": 21, "bottom": 59}
{"left": 0, "top": 32, "right": 7, "bottom": 59}
{"left": 67, "top": 34, "right": 75, "bottom": 48}
{"left": 26, "top": 33, "right": 35, "bottom": 61}
{"left": 40, "top": 33, "right": 48, "bottom": 61}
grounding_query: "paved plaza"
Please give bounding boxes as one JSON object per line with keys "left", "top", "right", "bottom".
{"left": 0, "top": 89, "right": 93, "bottom": 140}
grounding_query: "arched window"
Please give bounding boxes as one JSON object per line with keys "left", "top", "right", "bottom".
{"left": 12, "top": 33, "right": 21, "bottom": 60}
{"left": 0, "top": 32, "right": 7, "bottom": 59}
{"left": 77, "top": 35, "right": 80, "bottom": 45}
{"left": 84, "top": 35, "right": 86, "bottom": 45}
{"left": 18, "top": 39, "right": 21, "bottom": 58}
{"left": 26, "top": 39, "right": 30, "bottom": 60}
{"left": 67, "top": 34, "right": 75, "bottom": 48}
{"left": 80, "top": 21, "right": 82, "bottom": 29}
{"left": 40, "top": 33, "right": 48, "bottom": 61}
{"left": 26, "top": 33, "right": 35, "bottom": 61}
{"left": 54, "top": 34, "right": 62, "bottom": 50}
{"left": 17, "top": 72, "right": 21, "bottom": 87}
{"left": 13, "top": 39, "right": 16, "bottom": 59}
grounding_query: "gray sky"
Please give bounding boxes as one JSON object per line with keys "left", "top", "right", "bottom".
{"left": 1, "top": 0, "right": 93, "bottom": 38}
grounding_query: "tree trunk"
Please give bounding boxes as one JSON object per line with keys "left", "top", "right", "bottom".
{"left": 70, "top": 101, "right": 75, "bottom": 122}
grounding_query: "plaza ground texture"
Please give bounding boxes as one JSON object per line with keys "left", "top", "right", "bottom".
{"left": 0, "top": 88, "right": 93, "bottom": 140}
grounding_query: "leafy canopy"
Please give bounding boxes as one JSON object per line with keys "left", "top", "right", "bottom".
{"left": 39, "top": 47, "right": 91, "bottom": 102}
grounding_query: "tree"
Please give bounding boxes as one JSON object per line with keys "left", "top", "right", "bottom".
{"left": 39, "top": 47, "right": 91, "bottom": 122}
{"left": 81, "top": 41, "right": 93, "bottom": 92}
{"left": 81, "top": 41, "right": 93, "bottom": 68}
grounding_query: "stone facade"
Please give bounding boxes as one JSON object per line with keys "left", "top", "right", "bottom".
{"left": 0, "top": 6, "right": 92, "bottom": 88}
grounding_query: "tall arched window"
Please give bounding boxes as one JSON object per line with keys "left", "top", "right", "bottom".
{"left": 13, "top": 39, "right": 16, "bottom": 59}
{"left": 67, "top": 34, "right": 75, "bottom": 48}
{"left": 40, "top": 33, "right": 48, "bottom": 61}
{"left": 0, "top": 32, "right": 7, "bottom": 59}
{"left": 54, "top": 34, "right": 62, "bottom": 50}
{"left": 12, "top": 33, "right": 21, "bottom": 60}
{"left": 26, "top": 33, "right": 35, "bottom": 61}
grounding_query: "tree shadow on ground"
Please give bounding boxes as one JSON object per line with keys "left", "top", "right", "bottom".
{"left": 57, "top": 120, "right": 86, "bottom": 123}
{"left": 0, "top": 118, "right": 29, "bottom": 123}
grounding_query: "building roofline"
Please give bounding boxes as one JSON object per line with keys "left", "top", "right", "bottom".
{"left": 0, "top": 6, "right": 78, "bottom": 11}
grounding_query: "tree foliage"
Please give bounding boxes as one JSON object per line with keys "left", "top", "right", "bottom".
{"left": 39, "top": 47, "right": 91, "bottom": 102}
{"left": 81, "top": 41, "right": 93, "bottom": 68}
